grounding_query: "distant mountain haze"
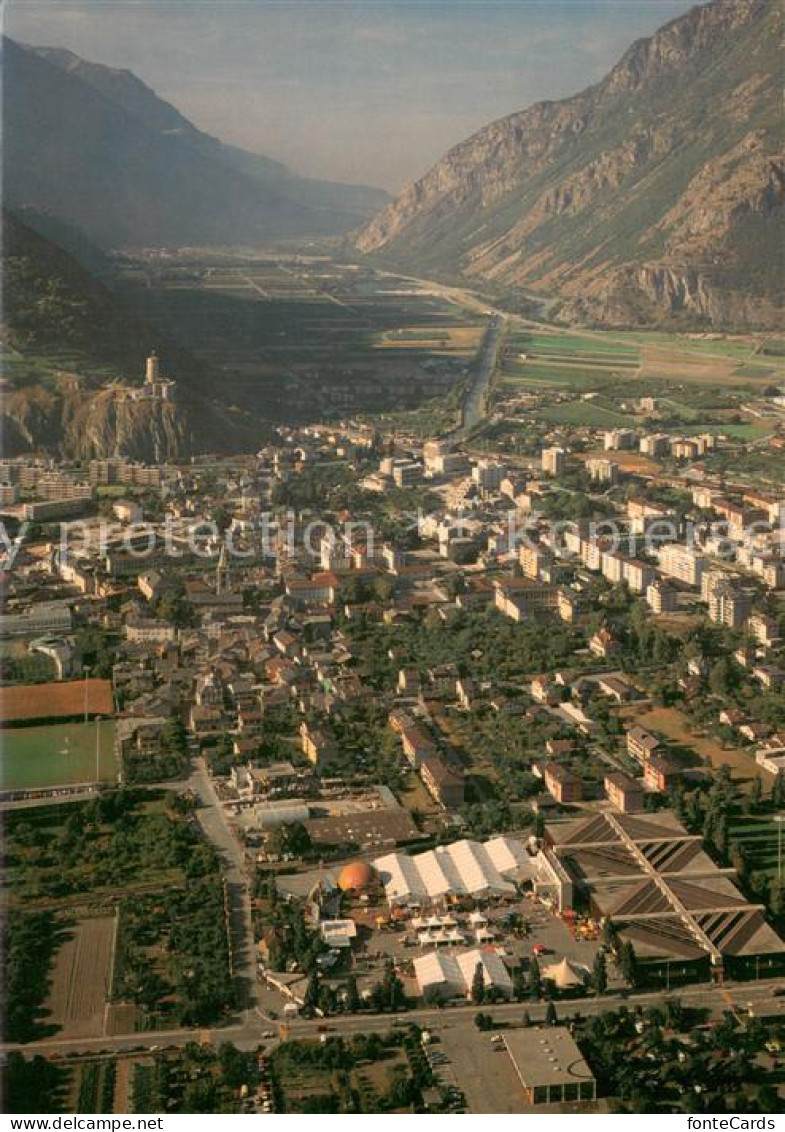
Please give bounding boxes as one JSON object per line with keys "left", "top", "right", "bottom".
{"left": 3, "top": 37, "right": 389, "bottom": 247}
{"left": 355, "top": 0, "right": 784, "bottom": 329}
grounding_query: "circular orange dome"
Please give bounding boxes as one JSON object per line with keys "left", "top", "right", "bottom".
{"left": 338, "top": 861, "right": 376, "bottom": 892}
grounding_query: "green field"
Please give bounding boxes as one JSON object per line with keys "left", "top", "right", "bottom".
{"left": 729, "top": 814, "right": 785, "bottom": 878}
{"left": 0, "top": 721, "right": 117, "bottom": 791}
{"left": 535, "top": 401, "right": 630, "bottom": 427}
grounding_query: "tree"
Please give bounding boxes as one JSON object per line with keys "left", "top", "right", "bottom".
{"left": 345, "top": 975, "right": 361, "bottom": 1013}
{"left": 470, "top": 961, "right": 486, "bottom": 1005}
{"left": 730, "top": 842, "right": 748, "bottom": 880}
{"left": 709, "top": 656, "right": 737, "bottom": 697}
{"left": 748, "top": 776, "right": 763, "bottom": 811}
{"left": 772, "top": 770, "right": 785, "bottom": 809}
{"left": 371, "top": 960, "right": 406, "bottom": 1012}
{"left": 528, "top": 957, "right": 542, "bottom": 1000}
{"left": 714, "top": 813, "right": 729, "bottom": 857}
{"left": 303, "top": 971, "right": 320, "bottom": 1013}
{"left": 601, "top": 919, "right": 618, "bottom": 951}
{"left": 592, "top": 951, "right": 608, "bottom": 996}
{"left": 618, "top": 940, "right": 639, "bottom": 989}
{"left": 266, "top": 822, "right": 312, "bottom": 860}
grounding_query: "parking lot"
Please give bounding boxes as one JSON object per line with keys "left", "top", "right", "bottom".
{"left": 434, "top": 1023, "right": 527, "bottom": 1113}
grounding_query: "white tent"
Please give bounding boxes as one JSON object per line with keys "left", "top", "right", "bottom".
{"left": 414, "top": 947, "right": 512, "bottom": 999}
{"left": 375, "top": 836, "right": 525, "bottom": 907}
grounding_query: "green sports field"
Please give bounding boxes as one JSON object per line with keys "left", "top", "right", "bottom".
{"left": 0, "top": 721, "right": 117, "bottom": 791}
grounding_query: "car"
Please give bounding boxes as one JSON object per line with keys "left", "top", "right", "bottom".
{"left": 532, "top": 944, "right": 549, "bottom": 955}
{"left": 262, "top": 1030, "right": 275, "bottom": 1038}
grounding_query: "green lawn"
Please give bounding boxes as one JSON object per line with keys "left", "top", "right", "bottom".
{"left": 729, "top": 814, "right": 785, "bottom": 878}
{"left": 513, "top": 331, "right": 639, "bottom": 357}
{"left": 1, "top": 721, "right": 117, "bottom": 791}
{"left": 534, "top": 401, "right": 630, "bottom": 427}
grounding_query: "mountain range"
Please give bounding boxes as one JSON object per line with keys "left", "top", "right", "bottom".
{"left": 3, "top": 37, "right": 388, "bottom": 247}
{"left": 355, "top": 0, "right": 784, "bottom": 329}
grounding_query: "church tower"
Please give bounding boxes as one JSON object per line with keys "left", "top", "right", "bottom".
{"left": 145, "top": 351, "right": 160, "bottom": 385}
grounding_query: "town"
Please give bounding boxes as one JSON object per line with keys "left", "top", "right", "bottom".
{"left": 3, "top": 337, "right": 785, "bottom": 1114}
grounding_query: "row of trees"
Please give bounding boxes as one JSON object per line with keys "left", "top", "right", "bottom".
{"left": 3, "top": 911, "right": 63, "bottom": 1042}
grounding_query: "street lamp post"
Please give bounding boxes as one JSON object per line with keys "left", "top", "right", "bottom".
{"left": 95, "top": 715, "right": 102, "bottom": 784}
{"left": 83, "top": 665, "right": 91, "bottom": 724}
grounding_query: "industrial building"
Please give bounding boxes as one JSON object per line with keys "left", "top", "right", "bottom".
{"left": 548, "top": 811, "right": 785, "bottom": 969}
{"left": 504, "top": 1028, "right": 596, "bottom": 1106}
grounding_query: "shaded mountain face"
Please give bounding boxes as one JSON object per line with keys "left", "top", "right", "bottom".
{"left": 1, "top": 211, "right": 259, "bottom": 459}
{"left": 3, "top": 38, "right": 388, "bottom": 247}
{"left": 355, "top": 0, "right": 784, "bottom": 329}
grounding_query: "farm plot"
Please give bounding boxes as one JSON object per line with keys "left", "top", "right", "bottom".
{"left": 728, "top": 815, "right": 784, "bottom": 879}
{"left": 45, "top": 916, "right": 115, "bottom": 1038}
{"left": 500, "top": 330, "right": 639, "bottom": 391}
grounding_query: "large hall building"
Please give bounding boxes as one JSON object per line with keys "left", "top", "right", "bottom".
{"left": 547, "top": 811, "right": 785, "bottom": 975}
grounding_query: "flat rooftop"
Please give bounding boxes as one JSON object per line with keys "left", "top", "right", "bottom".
{"left": 504, "top": 1028, "right": 595, "bottom": 1090}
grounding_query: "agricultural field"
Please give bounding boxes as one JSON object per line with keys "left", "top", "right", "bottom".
{"left": 45, "top": 916, "right": 116, "bottom": 1038}
{"left": 118, "top": 254, "right": 484, "bottom": 422}
{"left": 498, "top": 328, "right": 640, "bottom": 393}
{"left": 0, "top": 720, "right": 117, "bottom": 791}
{"left": 4, "top": 1052, "right": 130, "bottom": 1114}
{"left": 3, "top": 790, "right": 234, "bottom": 1041}
{"left": 498, "top": 325, "right": 785, "bottom": 399}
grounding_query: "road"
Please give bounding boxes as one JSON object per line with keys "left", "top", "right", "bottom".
{"left": 447, "top": 315, "right": 506, "bottom": 438}
{"left": 5, "top": 975, "right": 783, "bottom": 1060}
{"left": 188, "top": 758, "right": 268, "bottom": 1017}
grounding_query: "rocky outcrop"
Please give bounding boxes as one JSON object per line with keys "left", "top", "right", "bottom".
{"left": 0, "top": 375, "right": 195, "bottom": 460}
{"left": 355, "top": 0, "right": 783, "bottom": 329}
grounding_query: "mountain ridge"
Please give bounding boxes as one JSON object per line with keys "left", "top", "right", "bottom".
{"left": 4, "top": 37, "right": 388, "bottom": 248}
{"left": 354, "top": 0, "right": 783, "bottom": 329}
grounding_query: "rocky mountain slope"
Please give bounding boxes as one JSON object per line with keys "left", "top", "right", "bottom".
{"left": 1, "top": 212, "right": 259, "bottom": 459}
{"left": 4, "top": 38, "right": 388, "bottom": 248}
{"left": 355, "top": 0, "right": 783, "bottom": 328}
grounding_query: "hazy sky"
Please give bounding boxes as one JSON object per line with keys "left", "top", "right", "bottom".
{"left": 6, "top": 0, "right": 693, "bottom": 190}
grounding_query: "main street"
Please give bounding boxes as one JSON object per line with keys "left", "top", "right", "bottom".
{"left": 4, "top": 975, "right": 783, "bottom": 1060}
